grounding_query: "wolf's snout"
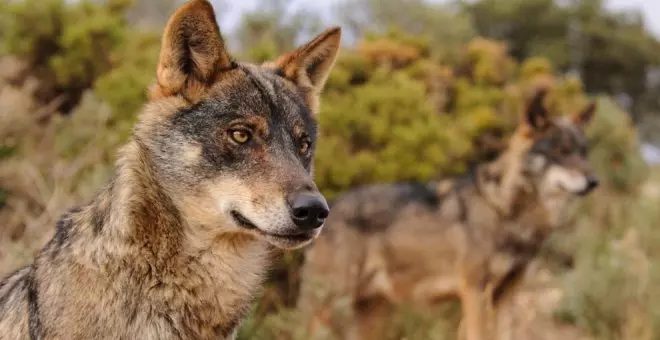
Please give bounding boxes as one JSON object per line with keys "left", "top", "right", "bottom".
{"left": 577, "top": 175, "right": 599, "bottom": 196}
{"left": 586, "top": 175, "right": 599, "bottom": 191}
{"left": 288, "top": 193, "right": 330, "bottom": 230}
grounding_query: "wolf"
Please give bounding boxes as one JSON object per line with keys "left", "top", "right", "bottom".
{"left": 298, "top": 90, "right": 599, "bottom": 340}
{"left": 0, "top": 1, "right": 341, "bottom": 339}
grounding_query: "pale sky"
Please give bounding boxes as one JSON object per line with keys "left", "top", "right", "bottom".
{"left": 608, "top": 0, "right": 660, "bottom": 36}
{"left": 215, "top": 0, "right": 660, "bottom": 38}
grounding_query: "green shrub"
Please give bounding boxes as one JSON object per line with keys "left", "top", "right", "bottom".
{"left": 0, "top": 188, "right": 6, "bottom": 208}
{"left": 586, "top": 97, "right": 649, "bottom": 193}
{"left": 316, "top": 67, "right": 472, "bottom": 198}
{"left": 557, "top": 188, "right": 660, "bottom": 340}
{"left": 0, "top": 146, "right": 15, "bottom": 159}
{"left": 0, "top": 0, "right": 135, "bottom": 112}
{"left": 94, "top": 32, "right": 160, "bottom": 119}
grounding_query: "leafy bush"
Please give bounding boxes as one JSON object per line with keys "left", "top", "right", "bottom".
{"left": 556, "top": 188, "right": 660, "bottom": 340}
{"left": 586, "top": 97, "right": 648, "bottom": 193}
{"left": 94, "top": 32, "right": 160, "bottom": 122}
{"left": 0, "top": 0, "right": 140, "bottom": 112}
{"left": 316, "top": 67, "right": 471, "bottom": 198}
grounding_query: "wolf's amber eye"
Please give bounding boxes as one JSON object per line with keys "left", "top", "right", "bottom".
{"left": 300, "top": 140, "right": 311, "bottom": 155}
{"left": 230, "top": 130, "right": 251, "bottom": 144}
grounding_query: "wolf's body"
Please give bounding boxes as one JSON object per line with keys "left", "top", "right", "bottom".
{"left": 0, "top": 1, "right": 341, "bottom": 339}
{"left": 299, "top": 90, "right": 599, "bottom": 340}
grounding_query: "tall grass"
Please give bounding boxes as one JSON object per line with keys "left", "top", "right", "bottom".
{"left": 556, "top": 172, "right": 660, "bottom": 340}
{"left": 0, "top": 65, "right": 120, "bottom": 275}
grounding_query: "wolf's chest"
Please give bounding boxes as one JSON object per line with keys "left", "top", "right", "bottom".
{"left": 131, "top": 251, "right": 268, "bottom": 338}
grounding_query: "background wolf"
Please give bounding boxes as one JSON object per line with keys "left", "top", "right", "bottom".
{"left": 0, "top": 0, "right": 341, "bottom": 339}
{"left": 299, "top": 90, "right": 599, "bottom": 340}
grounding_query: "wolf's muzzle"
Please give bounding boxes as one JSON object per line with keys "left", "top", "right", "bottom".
{"left": 578, "top": 175, "right": 600, "bottom": 196}
{"left": 288, "top": 192, "right": 329, "bottom": 230}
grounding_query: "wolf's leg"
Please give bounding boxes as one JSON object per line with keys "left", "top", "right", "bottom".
{"left": 360, "top": 266, "right": 398, "bottom": 303}
{"left": 490, "top": 265, "right": 526, "bottom": 340}
{"left": 495, "top": 298, "right": 514, "bottom": 340}
{"left": 411, "top": 276, "right": 458, "bottom": 303}
{"left": 359, "top": 238, "right": 398, "bottom": 304}
{"left": 457, "top": 318, "right": 467, "bottom": 340}
{"left": 459, "top": 285, "right": 495, "bottom": 340}
{"left": 355, "top": 298, "right": 395, "bottom": 340}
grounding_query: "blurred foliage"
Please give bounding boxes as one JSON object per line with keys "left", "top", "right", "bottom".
{"left": 337, "top": 0, "right": 475, "bottom": 62}
{"left": 462, "top": 0, "right": 660, "bottom": 122}
{"left": 237, "top": 298, "right": 460, "bottom": 340}
{"left": 235, "top": 0, "right": 324, "bottom": 63}
{"left": 0, "top": 0, "right": 156, "bottom": 113}
{"left": 586, "top": 96, "right": 649, "bottom": 193}
{"left": 124, "top": 0, "right": 184, "bottom": 28}
{"left": 316, "top": 63, "right": 471, "bottom": 198}
{"left": 94, "top": 32, "right": 160, "bottom": 123}
{"left": 555, "top": 182, "right": 660, "bottom": 340}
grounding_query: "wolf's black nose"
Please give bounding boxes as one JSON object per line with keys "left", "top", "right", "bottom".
{"left": 288, "top": 193, "right": 329, "bottom": 230}
{"left": 578, "top": 175, "right": 600, "bottom": 196}
{"left": 586, "top": 175, "right": 600, "bottom": 191}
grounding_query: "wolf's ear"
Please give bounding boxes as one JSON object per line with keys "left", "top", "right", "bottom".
{"left": 573, "top": 100, "right": 597, "bottom": 129}
{"left": 268, "top": 27, "right": 341, "bottom": 114}
{"left": 524, "top": 89, "right": 550, "bottom": 131}
{"left": 151, "top": 0, "right": 233, "bottom": 102}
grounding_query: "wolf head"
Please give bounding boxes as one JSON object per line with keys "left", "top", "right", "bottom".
{"left": 519, "top": 89, "right": 599, "bottom": 213}
{"left": 134, "top": 0, "right": 340, "bottom": 250}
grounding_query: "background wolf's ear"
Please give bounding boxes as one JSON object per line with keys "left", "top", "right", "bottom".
{"left": 151, "top": 0, "right": 233, "bottom": 102}
{"left": 573, "top": 100, "right": 597, "bottom": 129}
{"left": 524, "top": 89, "right": 550, "bottom": 131}
{"left": 268, "top": 27, "right": 342, "bottom": 114}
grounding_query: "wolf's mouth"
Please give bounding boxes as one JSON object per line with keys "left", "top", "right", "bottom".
{"left": 230, "top": 210, "right": 317, "bottom": 244}
{"left": 265, "top": 231, "right": 315, "bottom": 242}
{"left": 576, "top": 186, "right": 594, "bottom": 197}
{"left": 557, "top": 184, "right": 591, "bottom": 197}
{"left": 231, "top": 210, "right": 258, "bottom": 230}
{"left": 261, "top": 230, "right": 318, "bottom": 250}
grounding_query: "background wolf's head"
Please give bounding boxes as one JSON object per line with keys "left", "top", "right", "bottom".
{"left": 133, "top": 0, "right": 340, "bottom": 250}
{"left": 522, "top": 90, "right": 598, "bottom": 194}
{"left": 515, "top": 90, "right": 599, "bottom": 224}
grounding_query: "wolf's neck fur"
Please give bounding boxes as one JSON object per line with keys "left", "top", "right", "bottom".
{"left": 475, "top": 133, "right": 548, "bottom": 228}
{"left": 92, "top": 141, "right": 184, "bottom": 263}
{"left": 471, "top": 147, "right": 555, "bottom": 256}
{"left": 91, "top": 140, "right": 268, "bottom": 259}
{"left": 67, "top": 140, "right": 270, "bottom": 334}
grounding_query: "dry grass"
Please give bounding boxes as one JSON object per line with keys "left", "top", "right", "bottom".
{"left": 0, "top": 57, "right": 119, "bottom": 276}
{"left": 554, "top": 183, "right": 660, "bottom": 340}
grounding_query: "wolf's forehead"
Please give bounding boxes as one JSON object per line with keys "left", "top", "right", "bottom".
{"left": 554, "top": 118, "right": 587, "bottom": 146}
{"left": 233, "top": 64, "right": 313, "bottom": 123}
